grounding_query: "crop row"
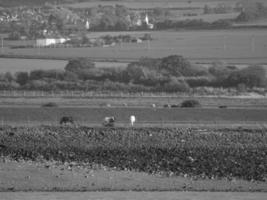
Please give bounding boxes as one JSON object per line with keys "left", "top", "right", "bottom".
{"left": 0, "top": 126, "right": 266, "bottom": 181}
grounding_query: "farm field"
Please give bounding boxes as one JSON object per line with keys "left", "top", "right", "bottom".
{"left": 63, "top": 0, "right": 237, "bottom": 9}
{"left": 170, "top": 12, "right": 239, "bottom": 22}
{"left": 0, "top": 107, "right": 266, "bottom": 126}
{"left": 0, "top": 95, "right": 267, "bottom": 108}
{"left": 0, "top": 58, "right": 128, "bottom": 73}
{"left": 0, "top": 126, "right": 267, "bottom": 192}
{"left": 0, "top": 58, "right": 66, "bottom": 73}
{"left": 3, "top": 30, "right": 267, "bottom": 64}
{"left": 1, "top": 58, "right": 266, "bottom": 74}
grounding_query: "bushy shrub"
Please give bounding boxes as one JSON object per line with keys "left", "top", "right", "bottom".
{"left": 42, "top": 102, "right": 58, "bottom": 107}
{"left": 226, "top": 65, "right": 267, "bottom": 88}
{"left": 65, "top": 58, "right": 95, "bottom": 73}
{"left": 16, "top": 72, "right": 29, "bottom": 86}
{"left": 181, "top": 99, "right": 201, "bottom": 108}
{"left": 163, "top": 77, "right": 191, "bottom": 92}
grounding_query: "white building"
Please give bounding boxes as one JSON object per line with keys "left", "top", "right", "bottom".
{"left": 145, "top": 14, "right": 154, "bottom": 29}
{"left": 85, "top": 20, "right": 90, "bottom": 30}
{"left": 36, "top": 37, "right": 69, "bottom": 47}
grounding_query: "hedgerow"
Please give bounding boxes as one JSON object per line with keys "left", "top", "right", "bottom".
{"left": 0, "top": 126, "right": 266, "bottom": 181}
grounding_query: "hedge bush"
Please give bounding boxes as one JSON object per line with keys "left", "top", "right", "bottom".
{"left": 181, "top": 100, "right": 201, "bottom": 108}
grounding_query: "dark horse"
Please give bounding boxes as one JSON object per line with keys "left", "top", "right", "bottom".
{"left": 103, "top": 116, "right": 115, "bottom": 127}
{"left": 60, "top": 116, "right": 74, "bottom": 125}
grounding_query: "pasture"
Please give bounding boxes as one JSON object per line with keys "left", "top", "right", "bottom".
{"left": 170, "top": 12, "right": 239, "bottom": 22}
{"left": 1, "top": 192, "right": 267, "bottom": 200}
{"left": 1, "top": 95, "right": 267, "bottom": 108}
{"left": 63, "top": 0, "right": 237, "bottom": 9}
{"left": 0, "top": 58, "right": 129, "bottom": 73}
{"left": 0, "top": 107, "right": 266, "bottom": 127}
{"left": 0, "top": 58, "right": 66, "bottom": 73}
{"left": 3, "top": 30, "right": 267, "bottom": 64}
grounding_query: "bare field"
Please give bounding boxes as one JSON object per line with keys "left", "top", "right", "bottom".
{"left": 0, "top": 107, "right": 266, "bottom": 127}
{"left": 4, "top": 30, "right": 267, "bottom": 64}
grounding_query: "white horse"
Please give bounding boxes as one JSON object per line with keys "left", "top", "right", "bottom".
{"left": 130, "top": 115, "right": 136, "bottom": 126}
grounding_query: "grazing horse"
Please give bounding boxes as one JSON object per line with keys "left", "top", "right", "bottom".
{"left": 130, "top": 115, "right": 136, "bottom": 127}
{"left": 103, "top": 116, "right": 115, "bottom": 127}
{"left": 60, "top": 116, "right": 74, "bottom": 125}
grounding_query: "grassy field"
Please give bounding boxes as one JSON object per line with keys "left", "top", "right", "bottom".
{"left": 1, "top": 192, "right": 267, "bottom": 200}
{"left": 171, "top": 12, "right": 239, "bottom": 22}
{"left": 63, "top": 0, "right": 237, "bottom": 9}
{"left": 0, "top": 107, "right": 266, "bottom": 126}
{"left": 1, "top": 95, "right": 267, "bottom": 107}
{"left": 0, "top": 58, "right": 128, "bottom": 73}
{"left": 3, "top": 30, "right": 267, "bottom": 64}
{"left": 0, "top": 58, "right": 67, "bottom": 73}
{"left": 63, "top": 0, "right": 267, "bottom": 9}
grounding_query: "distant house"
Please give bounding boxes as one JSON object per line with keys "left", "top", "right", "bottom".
{"left": 144, "top": 14, "right": 154, "bottom": 29}
{"left": 36, "top": 37, "right": 69, "bottom": 47}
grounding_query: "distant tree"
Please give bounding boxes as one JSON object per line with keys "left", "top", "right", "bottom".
{"left": 204, "top": 5, "right": 211, "bottom": 14}
{"left": 236, "top": 2, "right": 267, "bottom": 22}
{"left": 163, "top": 77, "right": 190, "bottom": 92}
{"left": 3, "top": 72, "right": 14, "bottom": 82}
{"left": 159, "top": 55, "right": 196, "bottom": 76}
{"left": 125, "top": 64, "right": 145, "bottom": 83}
{"left": 115, "top": 5, "right": 129, "bottom": 17}
{"left": 115, "top": 19, "right": 130, "bottom": 31}
{"left": 181, "top": 99, "right": 201, "bottom": 108}
{"left": 16, "top": 72, "right": 29, "bottom": 86}
{"left": 65, "top": 58, "right": 95, "bottom": 73}
{"left": 226, "top": 65, "right": 267, "bottom": 88}
{"left": 209, "top": 61, "right": 237, "bottom": 79}
{"left": 29, "top": 70, "right": 45, "bottom": 80}
{"left": 211, "top": 19, "right": 232, "bottom": 28}
{"left": 64, "top": 71, "right": 79, "bottom": 81}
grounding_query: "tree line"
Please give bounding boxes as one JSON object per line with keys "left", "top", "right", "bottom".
{"left": 0, "top": 55, "right": 266, "bottom": 94}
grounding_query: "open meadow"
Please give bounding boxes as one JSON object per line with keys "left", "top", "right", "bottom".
{"left": 3, "top": 30, "right": 267, "bottom": 64}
